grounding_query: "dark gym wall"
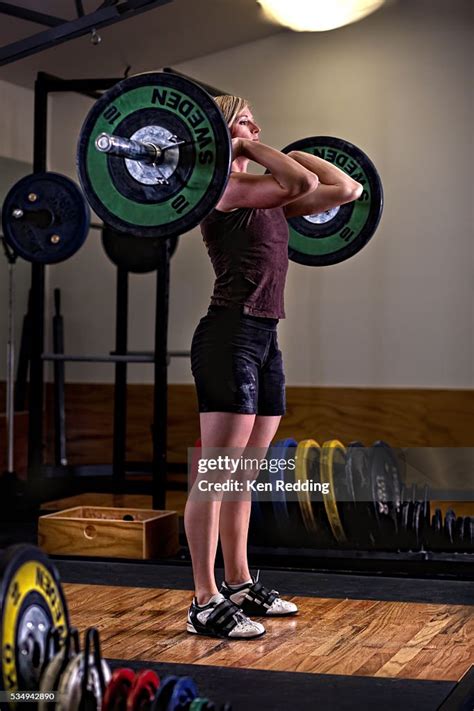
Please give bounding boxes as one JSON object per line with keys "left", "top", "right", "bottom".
{"left": 0, "top": 85, "right": 34, "bottom": 380}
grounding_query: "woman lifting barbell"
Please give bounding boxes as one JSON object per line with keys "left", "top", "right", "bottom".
{"left": 184, "top": 96, "right": 363, "bottom": 639}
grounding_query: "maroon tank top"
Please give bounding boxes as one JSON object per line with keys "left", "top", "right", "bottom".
{"left": 200, "top": 206, "right": 289, "bottom": 319}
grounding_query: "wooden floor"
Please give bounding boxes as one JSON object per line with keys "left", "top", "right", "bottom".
{"left": 64, "top": 583, "right": 474, "bottom": 682}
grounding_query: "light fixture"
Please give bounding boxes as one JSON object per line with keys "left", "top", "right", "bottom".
{"left": 257, "top": 0, "right": 386, "bottom": 32}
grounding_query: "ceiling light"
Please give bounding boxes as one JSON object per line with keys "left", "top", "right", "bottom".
{"left": 257, "top": 0, "right": 386, "bottom": 32}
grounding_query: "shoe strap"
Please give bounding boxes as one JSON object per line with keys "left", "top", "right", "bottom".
{"left": 244, "top": 581, "right": 279, "bottom": 609}
{"left": 205, "top": 598, "right": 250, "bottom": 635}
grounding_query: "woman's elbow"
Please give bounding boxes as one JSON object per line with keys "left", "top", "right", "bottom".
{"left": 296, "top": 173, "right": 319, "bottom": 196}
{"left": 341, "top": 181, "right": 363, "bottom": 203}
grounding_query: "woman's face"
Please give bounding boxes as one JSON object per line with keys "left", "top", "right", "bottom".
{"left": 231, "top": 107, "right": 261, "bottom": 141}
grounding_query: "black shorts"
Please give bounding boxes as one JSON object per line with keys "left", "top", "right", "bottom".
{"left": 191, "top": 306, "right": 286, "bottom": 415}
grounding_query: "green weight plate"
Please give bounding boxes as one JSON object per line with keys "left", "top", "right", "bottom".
{"left": 0, "top": 545, "right": 70, "bottom": 699}
{"left": 281, "top": 136, "right": 383, "bottom": 266}
{"left": 77, "top": 72, "right": 231, "bottom": 238}
{"left": 189, "top": 700, "right": 212, "bottom": 711}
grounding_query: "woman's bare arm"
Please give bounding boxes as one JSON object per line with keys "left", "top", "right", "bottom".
{"left": 216, "top": 139, "right": 319, "bottom": 211}
{"left": 283, "top": 150, "right": 363, "bottom": 218}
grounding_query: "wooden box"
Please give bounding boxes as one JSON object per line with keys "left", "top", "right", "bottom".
{"left": 38, "top": 506, "right": 179, "bottom": 559}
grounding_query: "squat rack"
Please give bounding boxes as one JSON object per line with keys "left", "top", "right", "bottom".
{"left": 26, "top": 69, "right": 224, "bottom": 509}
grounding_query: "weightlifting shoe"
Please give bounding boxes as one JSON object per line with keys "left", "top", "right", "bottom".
{"left": 219, "top": 570, "right": 298, "bottom": 616}
{"left": 187, "top": 593, "right": 266, "bottom": 639}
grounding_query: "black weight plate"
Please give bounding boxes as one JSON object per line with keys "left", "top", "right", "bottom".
{"left": 101, "top": 226, "right": 179, "bottom": 273}
{"left": 465, "top": 517, "right": 474, "bottom": 551}
{"left": 401, "top": 501, "right": 411, "bottom": 531}
{"left": 421, "top": 484, "right": 431, "bottom": 527}
{"left": 399, "top": 501, "right": 411, "bottom": 549}
{"left": 77, "top": 72, "right": 231, "bottom": 238}
{"left": 430, "top": 508, "right": 443, "bottom": 550}
{"left": 369, "top": 442, "right": 400, "bottom": 548}
{"left": 151, "top": 675, "right": 178, "bottom": 710}
{"left": 0, "top": 544, "right": 70, "bottom": 696}
{"left": 444, "top": 509, "right": 456, "bottom": 549}
{"left": 412, "top": 501, "right": 422, "bottom": 550}
{"left": 281, "top": 136, "right": 383, "bottom": 266}
{"left": 345, "top": 442, "right": 374, "bottom": 548}
{"left": 398, "top": 485, "right": 405, "bottom": 511}
{"left": 432, "top": 509, "right": 442, "bottom": 532}
{"left": 269, "top": 439, "right": 292, "bottom": 531}
{"left": 345, "top": 442, "right": 371, "bottom": 501}
{"left": 1, "top": 172, "right": 90, "bottom": 264}
{"left": 454, "top": 516, "right": 464, "bottom": 547}
{"left": 274, "top": 439, "right": 305, "bottom": 545}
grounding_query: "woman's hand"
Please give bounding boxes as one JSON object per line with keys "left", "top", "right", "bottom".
{"left": 231, "top": 137, "right": 245, "bottom": 160}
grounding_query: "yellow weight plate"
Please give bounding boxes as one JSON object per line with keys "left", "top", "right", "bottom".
{"left": 0, "top": 545, "right": 69, "bottom": 700}
{"left": 295, "top": 439, "right": 321, "bottom": 534}
{"left": 320, "top": 440, "right": 347, "bottom": 543}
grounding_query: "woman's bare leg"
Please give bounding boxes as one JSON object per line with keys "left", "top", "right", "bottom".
{"left": 184, "top": 411, "right": 255, "bottom": 604}
{"left": 219, "top": 415, "right": 281, "bottom": 585}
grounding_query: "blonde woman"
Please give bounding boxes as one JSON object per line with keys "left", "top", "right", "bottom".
{"left": 185, "top": 96, "right": 363, "bottom": 638}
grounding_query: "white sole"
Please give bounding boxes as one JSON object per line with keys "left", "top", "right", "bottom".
{"left": 186, "top": 621, "right": 266, "bottom": 639}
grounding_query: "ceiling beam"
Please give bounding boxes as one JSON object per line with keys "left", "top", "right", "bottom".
{"left": 0, "top": 0, "right": 172, "bottom": 67}
{"left": 0, "top": 2, "right": 66, "bottom": 27}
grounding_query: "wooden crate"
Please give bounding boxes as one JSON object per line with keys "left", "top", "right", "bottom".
{"left": 38, "top": 506, "right": 179, "bottom": 559}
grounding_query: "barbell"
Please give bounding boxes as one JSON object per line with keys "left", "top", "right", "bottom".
{"left": 0, "top": 74, "right": 383, "bottom": 267}
{"left": 77, "top": 72, "right": 384, "bottom": 266}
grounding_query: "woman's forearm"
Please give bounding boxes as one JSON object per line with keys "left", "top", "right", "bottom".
{"left": 288, "top": 150, "right": 362, "bottom": 190}
{"left": 241, "top": 140, "right": 318, "bottom": 194}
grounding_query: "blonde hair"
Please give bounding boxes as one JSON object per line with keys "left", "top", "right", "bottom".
{"left": 214, "top": 95, "right": 251, "bottom": 128}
